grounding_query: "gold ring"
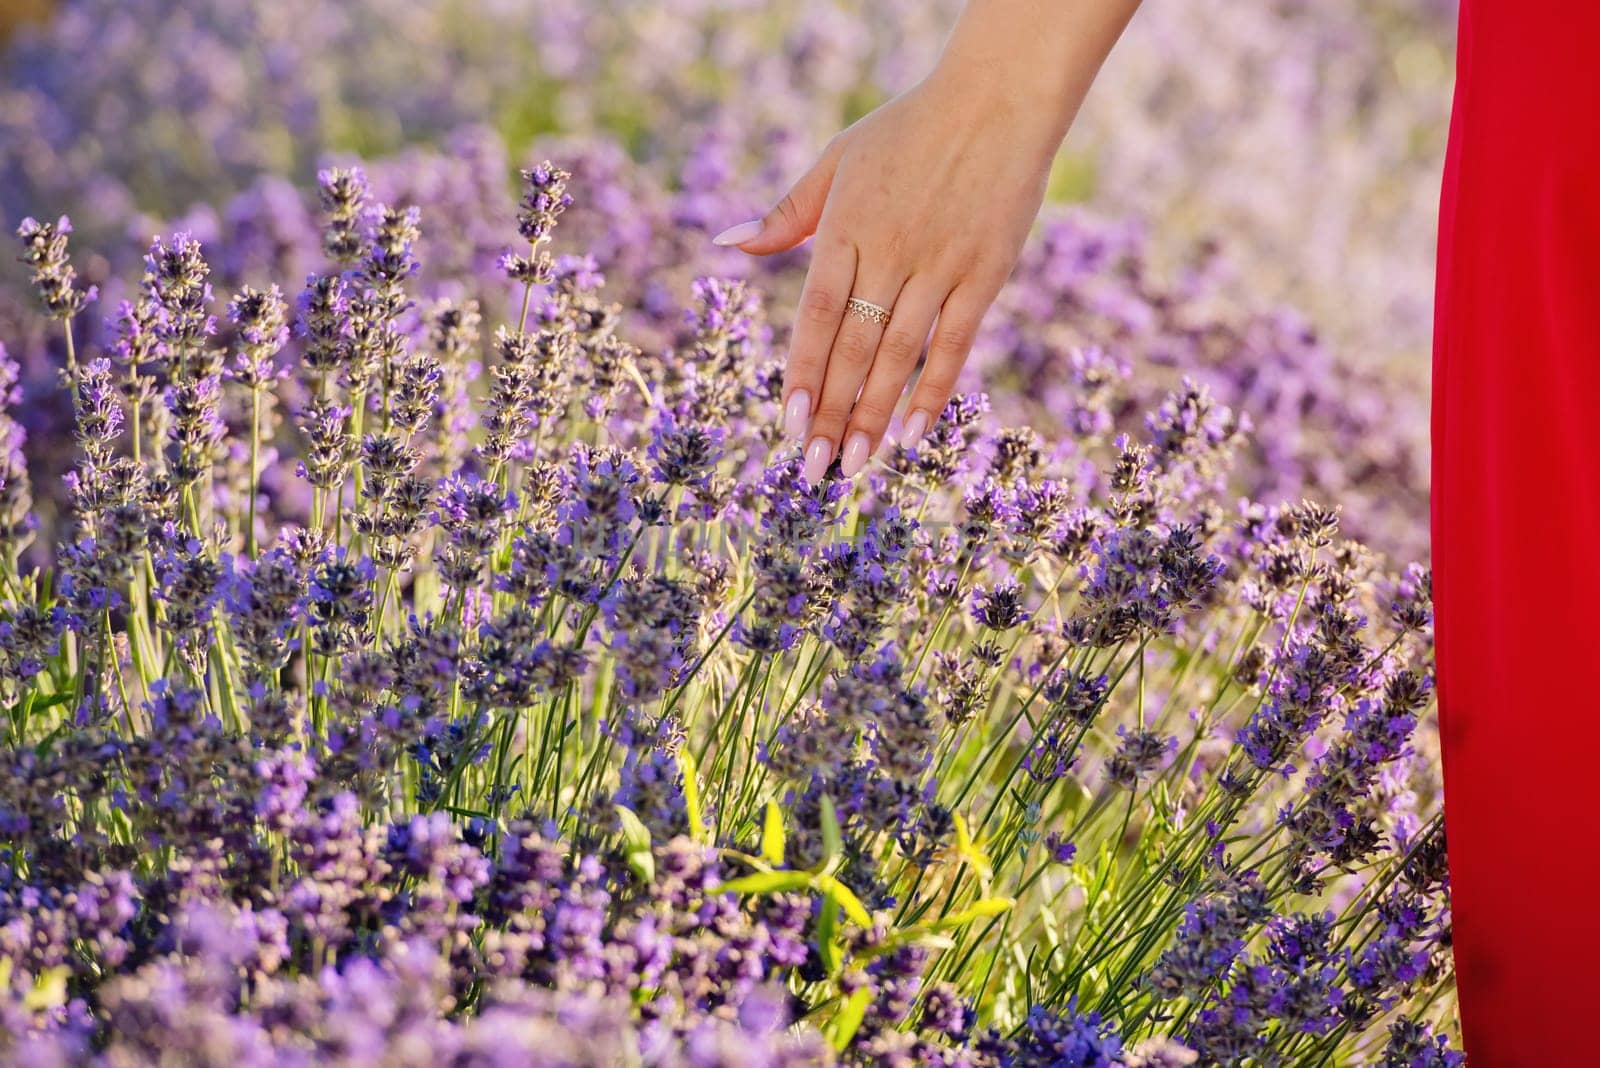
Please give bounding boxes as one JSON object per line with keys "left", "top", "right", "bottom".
{"left": 846, "top": 297, "right": 892, "bottom": 326}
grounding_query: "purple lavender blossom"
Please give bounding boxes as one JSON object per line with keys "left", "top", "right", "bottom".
{"left": 15, "top": 215, "right": 95, "bottom": 322}
{"left": 0, "top": 144, "right": 1452, "bottom": 1062}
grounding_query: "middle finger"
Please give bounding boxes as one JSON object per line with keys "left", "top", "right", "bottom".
{"left": 802, "top": 264, "right": 905, "bottom": 484}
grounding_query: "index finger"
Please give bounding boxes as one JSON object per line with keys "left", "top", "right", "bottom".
{"left": 780, "top": 233, "right": 857, "bottom": 443}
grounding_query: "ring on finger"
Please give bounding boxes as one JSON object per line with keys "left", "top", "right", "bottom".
{"left": 845, "top": 296, "right": 892, "bottom": 326}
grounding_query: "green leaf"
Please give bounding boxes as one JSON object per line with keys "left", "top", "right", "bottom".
{"left": 934, "top": 897, "right": 1015, "bottom": 929}
{"left": 855, "top": 930, "right": 957, "bottom": 961}
{"left": 816, "top": 886, "right": 841, "bottom": 976}
{"left": 105, "top": 804, "right": 134, "bottom": 842}
{"left": 32, "top": 721, "right": 72, "bottom": 758}
{"left": 953, "top": 814, "right": 993, "bottom": 882}
{"left": 29, "top": 691, "right": 73, "bottom": 713}
{"left": 613, "top": 805, "right": 655, "bottom": 883}
{"left": 679, "top": 747, "right": 707, "bottom": 844}
{"left": 822, "top": 983, "right": 874, "bottom": 1052}
{"left": 819, "top": 794, "right": 842, "bottom": 866}
{"left": 441, "top": 804, "right": 493, "bottom": 820}
{"left": 760, "top": 800, "right": 786, "bottom": 867}
{"left": 812, "top": 874, "right": 872, "bottom": 928}
{"left": 715, "top": 870, "right": 812, "bottom": 896}
{"left": 614, "top": 805, "right": 651, "bottom": 852}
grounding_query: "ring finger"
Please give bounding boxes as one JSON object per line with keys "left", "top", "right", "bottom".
{"left": 802, "top": 267, "right": 905, "bottom": 484}
{"left": 839, "top": 275, "right": 945, "bottom": 471}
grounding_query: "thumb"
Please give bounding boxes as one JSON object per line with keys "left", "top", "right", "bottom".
{"left": 712, "top": 139, "right": 844, "bottom": 255}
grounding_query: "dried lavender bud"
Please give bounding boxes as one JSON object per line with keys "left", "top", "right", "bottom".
{"left": 1106, "top": 726, "right": 1177, "bottom": 788}
{"left": 164, "top": 374, "right": 226, "bottom": 489}
{"left": 70, "top": 358, "right": 123, "bottom": 468}
{"left": 516, "top": 161, "right": 572, "bottom": 246}
{"left": 317, "top": 166, "right": 371, "bottom": 266}
{"left": 477, "top": 327, "right": 540, "bottom": 466}
{"left": 646, "top": 409, "right": 724, "bottom": 490}
{"left": 390, "top": 350, "right": 442, "bottom": 437}
{"left": 143, "top": 233, "right": 218, "bottom": 378}
{"left": 222, "top": 547, "right": 306, "bottom": 678}
{"left": 227, "top": 284, "right": 289, "bottom": 389}
{"left": 16, "top": 215, "right": 95, "bottom": 321}
{"left": 433, "top": 474, "right": 515, "bottom": 589}
{"left": 296, "top": 398, "right": 354, "bottom": 490}
{"left": 0, "top": 601, "right": 62, "bottom": 686}
{"left": 154, "top": 539, "right": 224, "bottom": 651}
{"left": 1381, "top": 1018, "right": 1464, "bottom": 1068}
{"left": 971, "top": 580, "right": 1029, "bottom": 631}
{"left": 362, "top": 202, "right": 421, "bottom": 312}
{"left": 296, "top": 272, "right": 354, "bottom": 380}
{"left": 307, "top": 548, "right": 375, "bottom": 656}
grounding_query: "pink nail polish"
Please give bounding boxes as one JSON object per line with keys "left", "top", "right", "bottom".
{"left": 802, "top": 437, "right": 832, "bottom": 486}
{"left": 712, "top": 220, "right": 763, "bottom": 247}
{"left": 840, "top": 432, "right": 871, "bottom": 478}
{"left": 900, "top": 409, "right": 930, "bottom": 450}
{"left": 784, "top": 390, "right": 811, "bottom": 440}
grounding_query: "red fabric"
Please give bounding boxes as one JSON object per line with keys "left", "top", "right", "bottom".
{"left": 1434, "top": 3, "right": 1600, "bottom": 1063}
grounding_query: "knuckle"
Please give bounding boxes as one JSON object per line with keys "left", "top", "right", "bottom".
{"left": 932, "top": 319, "right": 977, "bottom": 357}
{"left": 782, "top": 365, "right": 821, "bottom": 394}
{"left": 850, "top": 398, "right": 894, "bottom": 429}
{"left": 918, "top": 359, "right": 962, "bottom": 397}
{"left": 878, "top": 328, "right": 924, "bottom": 367}
{"left": 796, "top": 287, "right": 838, "bottom": 321}
{"left": 798, "top": 287, "right": 840, "bottom": 326}
{"left": 880, "top": 229, "right": 910, "bottom": 265}
{"left": 810, "top": 406, "right": 851, "bottom": 435}
{"left": 832, "top": 328, "right": 874, "bottom": 368}
{"left": 912, "top": 390, "right": 953, "bottom": 422}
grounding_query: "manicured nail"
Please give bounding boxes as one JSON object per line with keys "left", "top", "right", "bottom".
{"left": 802, "top": 436, "right": 832, "bottom": 486}
{"left": 783, "top": 390, "right": 811, "bottom": 440}
{"left": 712, "top": 219, "right": 762, "bottom": 247}
{"left": 840, "top": 432, "right": 871, "bottom": 478}
{"left": 900, "top": 409, "right": 930, "bottom": 450}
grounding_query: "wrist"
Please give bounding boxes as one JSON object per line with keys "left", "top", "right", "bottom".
{"left": 929, "top": 0, "right": 1139, "bottom": 137}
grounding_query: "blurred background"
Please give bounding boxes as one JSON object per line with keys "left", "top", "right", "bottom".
{"left": 0, "top": 0, "right": 1456, "bottom": 562}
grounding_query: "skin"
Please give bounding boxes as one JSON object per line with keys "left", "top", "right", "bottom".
{"left": 715, "top": 0, "right": 1143, "bottom": 484}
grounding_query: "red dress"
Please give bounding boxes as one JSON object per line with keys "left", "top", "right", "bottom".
{"left": 1434, "top": 2, "right": 1600, "bottom": 1063}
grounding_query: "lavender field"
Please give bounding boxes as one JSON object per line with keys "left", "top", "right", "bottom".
{"left": 0, "top": 2, "right": 1460, "bottom": 1065}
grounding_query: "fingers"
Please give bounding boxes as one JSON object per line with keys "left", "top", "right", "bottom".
{"left": 781, "top": 236, "right": 856, "bottom": 449}
{"left": 802, "top": 268, "right": 905, "bottom": 485}
{"left": 900, "top": 283, "right": 994, "bottom": 451}
{"left": 712, "top": 138, "right": 846, "bottom": 256}
{"left": 837, "top": 277, "right": 944, "bottom": 474}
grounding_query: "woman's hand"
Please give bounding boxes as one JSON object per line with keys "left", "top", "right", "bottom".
{"left": 713, "top": 0, "right": 1141, "bottom": 484}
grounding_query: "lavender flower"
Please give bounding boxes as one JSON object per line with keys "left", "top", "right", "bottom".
{"left": 15, "top": 216, "right": 94, "bottom": 321}
{"left": 0, "top": 147, "right": 1453, "bottom": 1061}
{"left": 1381, "top": 1017, "right": 1466, "bottom": 1068}
{"left": 317, "top": 166, "right": 371, "bottom": 267}
{"left": 226, "top": 284, "right": 288, "bottom": 388}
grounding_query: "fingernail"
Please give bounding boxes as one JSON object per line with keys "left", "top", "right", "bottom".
{"left": 900, "top": 409, "right": 930, "bottom": 450}
{"left": 712, "top": 219, "right": 763, "bottom": 247}
{"left": 802, "top": 436, "right": 833, "bottom": 486}
{"left": 783, "top": 390, "right": 811, "bottom": 440}
{"left": 840, "top": 432, "right": 871, "bottom": 478}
